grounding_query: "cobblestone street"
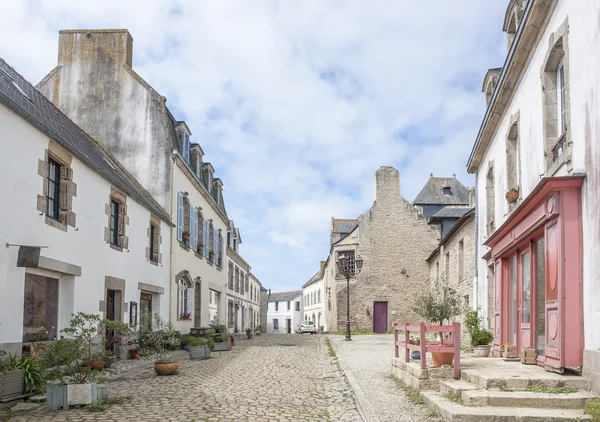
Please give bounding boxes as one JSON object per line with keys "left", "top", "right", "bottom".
{"left": 2, "top": 335, "right": 363, "bottom": 422}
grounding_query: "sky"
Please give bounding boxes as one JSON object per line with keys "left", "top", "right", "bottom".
{"left": 0, "top": 0, "right": 508, "bottom": 292}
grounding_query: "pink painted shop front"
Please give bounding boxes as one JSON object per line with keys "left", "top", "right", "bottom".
{"left": 485, "top": 177, "right": 584, "bottom": 372}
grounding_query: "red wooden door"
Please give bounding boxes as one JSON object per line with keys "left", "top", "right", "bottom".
{"left": 519, "top": 249, "right": 532, "bottom": 352}
{"left": 373, "top": 302, "right": 388, "bottom": 333}
{"left": 545, "top": 223, "right": 563, "bottom": 371}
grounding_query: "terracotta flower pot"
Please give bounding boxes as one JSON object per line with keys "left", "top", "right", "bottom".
{"left": 129, "top": 349, "right": 140, "bottom": 360}
{"left": 431, "top": 352, "right": 454, "bottom": 367}
{"left": 247, "top": 333, "right": 253, "bottom": 340}
{"left": 154, "top": 361, "right": 180, "bottom": 376}
{"left": 90, "top": 362, "right": 104, "bottom": 371}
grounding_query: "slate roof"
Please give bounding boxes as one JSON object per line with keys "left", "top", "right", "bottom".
{"left": 268, "top": 290, "right": 303, "bottom": 302}
{"left": 302, "top": 270, "right": 323, "bottom": 289}
{"left": 429, "top": 206, "right": 472, "bottom": 220}
{"left": 413, "top": 176, "right": 470, "bottom": 206}
{"left": 0, "top": 59, "right": 172, "bottom": 224}
{"left": 426, "top": 208, "right": 475, "bottom": 262}
{"left": 332, "top": 218, "right": 358, "bottom": 233}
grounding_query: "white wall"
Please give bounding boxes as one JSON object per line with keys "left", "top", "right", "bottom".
{"left": 266, "top": 296, "right": 302, "bottom": 334}
{"left": 303, "top": 279, "right": 326, "bottom": 331}
{"left": 0, "top": 103, "right": 171, "bottom": 351}
{"left": 473, "top": 0, "right": 600, "bottom": 348}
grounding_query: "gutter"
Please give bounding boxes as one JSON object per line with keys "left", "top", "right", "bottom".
{"left": 473, "top": 174, "right": 479, "bottom": 310}
{"left": 466, "top": 0, "right": 533, "bottom": 172}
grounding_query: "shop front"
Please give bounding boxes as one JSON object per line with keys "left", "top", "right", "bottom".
{"left": 486, "top": 177, "right": 584, "bottom": 373}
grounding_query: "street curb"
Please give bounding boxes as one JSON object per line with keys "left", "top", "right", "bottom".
{"left": 327, "top": 335, "right": 380, "bottom": 422}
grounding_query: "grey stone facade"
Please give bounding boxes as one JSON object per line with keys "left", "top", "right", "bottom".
{"left": 324, "top": 167, "right": 440, "bottom": 332}
{"left": 260, "top": 287, "right": 268, "bottom": 333}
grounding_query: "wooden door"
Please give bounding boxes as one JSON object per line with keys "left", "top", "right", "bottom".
{"left": 373, "top": 302, "right": 388, "bottom": 333}
{"left": 519, "top": 249, "right": 532, "bottom": 352}
{"left": 545, "top": 223, "right": 563, "bottom": 371}
{"left": 106, "top": 290, "right": 116, "bottom": 354}
{"left": 140, "top": 293, "right": 152, "bottom": 333}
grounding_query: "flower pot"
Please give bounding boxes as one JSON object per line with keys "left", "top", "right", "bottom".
{"left": 190, "top": 345, "right": 211, "bottom": 360}
{"left": 104, "top": 357, "right": 114, "bottom": 369}
{"left": 411, "top": 351, "right": 421, "bottom": 360}
{"left": 46, "top": 382, "right": 108, "bottom": 410}
{"left": 129, "top": 349, "right": 140, "bottom": 360}
{"left": 247, "top": 333, "right": 253, "bottom": 340}
{"left": 0, "top": 369, "right": 24, "bottom": 401}
{"left": 213, "top": 341, "right": 230, "bottom": 351}
{"left": 506, "top": 189, "right": 519, "bottom": 204}
{"left": 183, "top": 345, "right": 190, "bottom": 351}
{"left": 154, "top": 361, "right": 180, "bottom": 376}
{"left": 473, "top": 345, "right": 491, "bottom": 357}
{"left": 90, "top": 362, "right": 105, "bottom": 371}
{"left": 431, "top": 352, "right": 454, "bottom": 367}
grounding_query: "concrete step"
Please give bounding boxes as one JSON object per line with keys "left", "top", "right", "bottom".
{"left": 461, "top": 389, "right": 598, "bottom": 409}
{"left": 422, "top": 392, "right": 593, "bottom": 422}
{"left": 439, "top": 380, "right": 479, "bottom": 396}
{"left": 461, "top": 369, "right": 590, "bottom": 391}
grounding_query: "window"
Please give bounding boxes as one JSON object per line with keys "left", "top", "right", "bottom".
{"left": 22, "top": 274, "right": 58, "bottom": 342}
{"left": 436, "top": 262, "right": 440, "bottom": 282}
{"left": 178, "top": 279, "right": 192, "bottom": 319}
{"left": 46, "top": 157, "right": 60, "bottom": 220}
{"left": 240, "top": 271, "right": 245, "bottom": 295}
{"left": 442, "top": 186, "right": 452, "bottom": 196}
{"left": 182, "top": 132, "right": 190, "bottom": 163}
{"left": 458, "top": 239, "right": 464, "bottom": 282}
{"left": 506, "top": 114, "right": 521, "bottom": 205}
{"left": 273, "top": 319, "right": 279, "bottom": 331}
{"left": 557, "top": 60, "right": 566, "bottom": 134}
{"left": 110, "top": 200, "right": 119, "bottom": 246}
{"left": 295, "top": 301, "right": 300, "bottom": 311}
{"left": 228, "top": 300, "right": 234, "bottom": 327}
{"left": 149, "top": 223, "right": 157, "bottom": 263}
{"left": 337, "top": 251, "right": 356, "bottom": 275}
{"left": 445, "top": 252, "right": 450, "bottom": 283}
{"left": 197, "top": 210, "right": 204, "bottom": 253}
{"left": 235, "top": 267, "right": 240, "bottom": 292}
{"left": 287, "top": 301, "right": 291, "bottom": 311}
{"left": 318, "top": 290, "right": 321, "bottom": 303}
{"left": 275, "top": 302, "right": 279, "bottom": 311}
{"left": 245, "top": 274, "right": 249, "bottom": 293}
{"left": 228, "top": 263, "right": 234, "bottom": 289}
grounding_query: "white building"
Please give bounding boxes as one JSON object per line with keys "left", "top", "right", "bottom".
{"left": 302, "top": 264, "right": 326, "bottom": 331}
{"left": 467, "top": 0, "right": 600, "bottom": 388}
{"left": 266, "top": 291, "right": 303, "bottom": 334}
{"left": 37, "top": 29, "right": 229, "bottom": 334}
{"left": 0, "top": 59, "right": 172, "bottom": 356}
{"left": 224, "top": 222, "right": 263, "bottom": 333}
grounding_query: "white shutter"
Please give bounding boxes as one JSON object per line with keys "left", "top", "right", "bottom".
{"left": 177, "top": 192, "right": 183, "bottom": 241}
{"left": 186, "top": 287, "right": 194, "bottom": 313}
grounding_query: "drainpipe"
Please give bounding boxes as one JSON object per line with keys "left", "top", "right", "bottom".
{"left": 473, "top": 174, "right": 479, "bottom": 312}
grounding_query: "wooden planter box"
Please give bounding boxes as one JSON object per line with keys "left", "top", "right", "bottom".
{"left": 46, "top": 382, "right": 107, "bottom": 410}
{"left": 0, "top": 369, "right": 24, "bottom": 401}
{"left": 190, "top": 345, "right": 211, "bottom": 360}
{"left": 521, "top": 348, "right": 537, "bottom": 365}
{"left": 506, "top": 189, "right": 519, "bottom": 204}
{"left": 213, "top": 341, "right": 230, "bottom": 352}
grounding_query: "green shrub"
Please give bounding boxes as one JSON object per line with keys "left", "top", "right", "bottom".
{"left": 465, "top": 307, "right": 493, "bottom": 346}
{"left": 181, "top": 335, "right": 202, "bottom": 347}
{"left": 15, "top": 357, "right": 45, "bottom": 393}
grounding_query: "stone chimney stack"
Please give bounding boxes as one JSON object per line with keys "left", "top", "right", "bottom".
{"left": 469, "top": 187, "right": 476, "bottom": 207}
{"left": 58, "top": 29, "right": 133, "bottom": 68}
{"left": 374, "top": 166, "right": 401, "bottom": 204}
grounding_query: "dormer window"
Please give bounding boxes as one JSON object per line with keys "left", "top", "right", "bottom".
{"left": 182, "top": 133, "right": 190, "bottom": 163}
{"left": 442, "top": 186, "right": 452, "bottom": 196}
{"left": 503, "top": 0, "right": 525, "bottom": 51}
{"left": 482, "top": 68, "right": 502, "bottom": 107}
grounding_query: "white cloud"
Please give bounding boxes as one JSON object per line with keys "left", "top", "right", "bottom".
{"left": 0, "top": 0, "right": 507, "bottom": 291}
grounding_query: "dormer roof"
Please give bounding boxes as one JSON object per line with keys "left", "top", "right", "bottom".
{"left": 413, "top": 176, "right": 470, "bottom": 206}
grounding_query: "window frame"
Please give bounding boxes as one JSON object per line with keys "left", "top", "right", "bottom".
{"left": 273, "top": 319, "right": 279, "bottom": 331}
{"left": 149, "top": 223, "right": 157, "bottom": 263}
{"left": 110, "top": 200, "right": 120, "bottom": 246}
{"left": 556, "top": 59, "right": 566, "bottom": 134}
{"left": 275, "top": 302, "right": 279, "bottom": 312}
{"left": 46, "top": 157, "right": 61, "bottom": 220}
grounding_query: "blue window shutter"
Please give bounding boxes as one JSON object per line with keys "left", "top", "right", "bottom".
{"left": 177, "top": 192, "right": 183, "bottom": 241}
{"left": 189, "top": 205, "right": 195, "bottom": 250}
{"left": 215, "top": 230, "right": 219, "bottom": 264}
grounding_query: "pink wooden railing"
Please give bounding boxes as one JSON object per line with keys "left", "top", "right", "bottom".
{"left": 393, "top": 321, "right": 461, "bottom": 379}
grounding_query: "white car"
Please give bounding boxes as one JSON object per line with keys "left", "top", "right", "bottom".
{"left": 299, "top": 321, "right": 317, "bottom": 334}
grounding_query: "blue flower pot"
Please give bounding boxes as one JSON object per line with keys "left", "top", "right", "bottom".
{"left": 411, "top": 351, "right": 421, "bottom": 360}
{"left": 183, "top": 345, "right": 190, "bottom": 351}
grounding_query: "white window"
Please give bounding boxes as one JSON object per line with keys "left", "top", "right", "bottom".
{"left": 178, "top": 279, "right": 192, "bottom": 319}
{"left": 557, "top": 59, "right": 566, "bottom": 134}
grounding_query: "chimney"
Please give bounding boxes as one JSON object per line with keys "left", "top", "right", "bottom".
{"left": 58, "top": 29, "right": 134, "bottom": 68}
{"left": 469, "top": 188, "right": 476, "bottom": 207}
{"left": 374, "top": 166, "right": 401, "bottom": 204}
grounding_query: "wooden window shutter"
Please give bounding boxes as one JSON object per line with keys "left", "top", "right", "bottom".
{"left": 177, "top": 192, "right": 183, "bottom": 241}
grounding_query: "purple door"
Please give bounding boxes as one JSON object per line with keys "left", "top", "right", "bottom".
{"left": 373, "top": 302, "right": 388, "bottom": 333}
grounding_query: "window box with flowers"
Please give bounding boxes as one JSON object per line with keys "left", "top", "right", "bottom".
{"left": 505, "top": 187, "right": 519, "bottom": 204}
{"left": 180, "top": 312, "right": 191, "bottom": 320}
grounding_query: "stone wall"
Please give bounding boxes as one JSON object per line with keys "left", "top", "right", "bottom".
{"left": 333, "top": 167, "right": 440, "bottom": 332}
{"left": 427, "top": 214, "right": 475, "bottom": 345}
{"left": 259, "top": 289, "right": 268, "bottom": 333}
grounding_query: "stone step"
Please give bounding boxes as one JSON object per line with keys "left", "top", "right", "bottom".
{"left": 461, "top": 389, "right": 598, "bottom": 409}
{"left": 439, "top": 380, "right": 479, "bottom": 396}
{"left": 422, "top": 392, "right": 593, "bottom": 422}
{"left": 461, "top": 369, "right": 590, "bottom": 391}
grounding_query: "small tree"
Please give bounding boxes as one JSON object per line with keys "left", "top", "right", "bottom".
{"left": 144, "top": 313, "right": 178, "bottom": 363}
{"left": 411, "top": 278, "right": 461, "bottom": 345}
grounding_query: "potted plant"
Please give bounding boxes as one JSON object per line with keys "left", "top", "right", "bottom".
{"left": 411, "top": 279, "right": 461, "bottom": 367}
{"left": 505, "top": 187, "right": 519, "bottom": 204}
{"left": 180, "top": 312, "right": 191, "bottom": 320}
{"left": 409, "top": 337, "right": 421, "bottom": 360}
{"left": 190, "top": 337, "right": 213, "bottom": 360}
{"left": 0, "top": 352, "right": 24, "bottom": 401}
{"left": 101, "top": 319, "right": 129, "bottom": 367}
{"left": 255, "top": 325, "right": 262, "bottom": 336}
{"left": 209, "top": 250, "right": 215, "bottom": 261}
{"left": 465, "top": 307, "right": 493, "bottom": 357}
{"left": 182, "top": 231, "right": 190, "bottom": 244}
{"left": 197, "top": 242, "right": 204, "bottom": 252}
{"left": 90, "top": 353, "right": 104, "bottom": 371}
{"left": 145, "top": 313, "right": 179, "bottom": 375}
{"left": 213, "top": 334, "right": 231, "bottom": 351}
{"left": 246, "top": 328, "right": 253, "bottom": 340}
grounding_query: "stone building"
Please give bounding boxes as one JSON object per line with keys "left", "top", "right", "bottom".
{"left": 259, "top": 286, "right": 268, "bottom": 333}
{"left": 0, "top": 59, "right": 172, "bottom": 356}
{"left": 322, "top": 166, "right": 440, "bottom": 333}
{"left": 466, "top": 0, "right": 600, "bottom": 383}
